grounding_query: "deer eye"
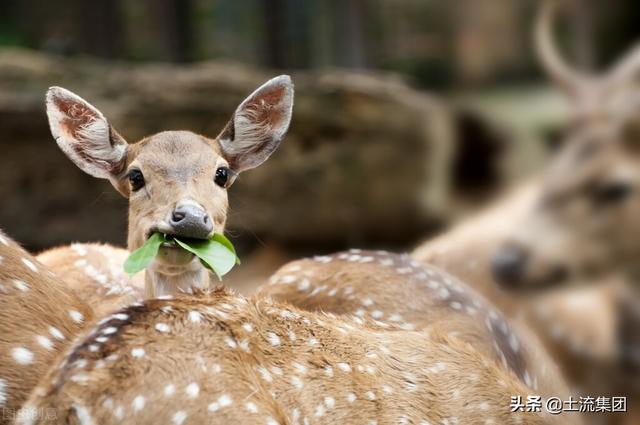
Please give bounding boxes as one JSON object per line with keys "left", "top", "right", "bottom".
{"left": 214, "top": 167, "right": 230, "bottom": 187}
{"left": 594, "top": 181, "right": 632, "bottom": 205}
{"left": 127, "top": 169, "right": 145, "bottom": 192}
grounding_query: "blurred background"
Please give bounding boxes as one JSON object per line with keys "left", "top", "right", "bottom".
{"left": 1, "top": 0, "right": 640, "bottom": 422}
{"left": 0, "top": 0, "right": 637, "bottom": 256}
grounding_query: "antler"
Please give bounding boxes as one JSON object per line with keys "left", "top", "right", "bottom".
{"left": 604, "top": 43, "right": 640, "bottom": 91}
{"left": 535, "top": 0, "right": 590, "bottom": 96}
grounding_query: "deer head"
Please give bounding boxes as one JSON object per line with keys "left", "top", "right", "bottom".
{"left": 492, "top": 0, "right": 640, "bottom": 290}
{"left": 46, "top": 76, "right": 294, "bottom": 298}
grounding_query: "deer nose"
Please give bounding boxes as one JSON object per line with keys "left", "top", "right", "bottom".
{"left": 491, "top": 245, "right": 528, "bottom": 289}
{"left": 169, "top": 204, "right": 213, "bottom": 239}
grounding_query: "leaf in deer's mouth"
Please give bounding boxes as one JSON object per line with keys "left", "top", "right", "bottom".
{"left": 173, "top": 234, "right": 240, "bottom": 280}
{"left": 123, "top": 233, "right": 240, "bottom": 278}
{"left": 123, "top": 232, "right": 165, "bottom": 275}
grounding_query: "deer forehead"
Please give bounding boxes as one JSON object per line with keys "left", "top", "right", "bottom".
{"left": 130, "top": 131, "right": 226, "bottom": 181}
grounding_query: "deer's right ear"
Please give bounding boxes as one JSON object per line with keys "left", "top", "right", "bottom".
{"left": 46, "top": 87, "right": 128, "bottom": 180}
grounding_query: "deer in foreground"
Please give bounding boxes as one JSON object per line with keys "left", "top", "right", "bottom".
{"left": 20, "top": 288, "right": 576, "bottom": 425}
{"left": 0, "top": 230, "right": 94, "bottom": 425}
{"left": 43, "top": 75, "right": 294, "bottom": 299}
{"left": 256, "top": 249, "right": 572, "bottom": 403}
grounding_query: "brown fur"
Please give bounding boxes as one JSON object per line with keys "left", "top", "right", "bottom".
{"left": 0, "top": 230, "right": 93, "bottom": 424}
{"left": 255, "top": 249, "right": 572, "bottom": 403}
{"left": 21, "top": 289, "right": 576, "bottom": 425}
{"left": 37, "top": 243, "right": 144, "bottom": 318}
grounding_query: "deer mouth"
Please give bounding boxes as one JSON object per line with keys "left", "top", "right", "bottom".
{"left": 145, "top": 230, "right": 197, "bottom": 267}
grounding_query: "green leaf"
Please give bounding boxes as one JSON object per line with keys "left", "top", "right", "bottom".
{"left": 123, "top": 232, "right": 165, "bottom": 276}
{"left": 174, "top": 237, "right": 238, "bottom": 280}
{"left": 210, "top": 233, "right": 241, "bottom": 264}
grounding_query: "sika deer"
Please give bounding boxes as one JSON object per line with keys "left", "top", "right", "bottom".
{"left": 20, "top": 288, "right": 575, "bottom": 425}
{"left": 0, "top": 230, "right": 93, "bottom": 424}
{"left": 256, "top": 249, "right": 572, "bottom": 403}
{"left": 44, "top": 76, "right": 293, "bottom": 299}
{"left": 411, "top": 181, "right": 628, "bottom": 417}
{"left": 489, "top": 0, "right": 640, "bottom": 397}
{"left": 491, "top": 0, "right": 640, "bottom": 291}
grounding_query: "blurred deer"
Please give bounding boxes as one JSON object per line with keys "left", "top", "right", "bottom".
{"left": 491, "top": 0, "right": 640, "bottom": 292}
{"left": 411, "top": 180, "right": 627, "bottom": 416}
{"left": 43, "top": 76, "right": 293, "bottom": 299}
{"left": 0, "top": 230, "right": 93, "bottom": 424}
{"left": 256, "top": 249, "right": 573, "bottom": 402}
{"left": 20, "top": 288, "right": 575, "bottom": 425}
{"left": 489, "top": 0, "right": 640, "bottom": 379}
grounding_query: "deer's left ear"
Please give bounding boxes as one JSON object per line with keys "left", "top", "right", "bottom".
{"left": 217, "top": 75, "right": 294, "bottom": 173}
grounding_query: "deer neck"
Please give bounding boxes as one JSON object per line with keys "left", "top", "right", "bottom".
{"left": 144, "top": 264, "right": 210, "bottom": 298}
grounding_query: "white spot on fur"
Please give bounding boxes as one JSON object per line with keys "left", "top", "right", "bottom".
{"left": 132, "top": 348, "right": 145, "bottom": 358}
{"left": 509, "top": 333, "right": 520, "bottom": 352}
{"left": 245, "top": 401, "right": 258, "bottom": 413}
{"left": 102, "top": 327, "right": 118, "bottom": 335}
{"left": 324, "top": 365, "right": 334, "bottom": 377}
{"left": 346, "top": 392, "right": 356, "bottom": 403}
{"left": 13, "top": 280, "right": 29, "bottom": 292}
{"left": 155, "top": 323, "right": 170, "bottom": 333}
{"left": 12, "top": 347, "right": 34, "bottom": 365}
{"left": 243, "top": 323, "right": 254, "bottom": 332}
{"left": 314, "top": 404, "right": 325, "bottom": 417}
{"left": 365, "top": 391, "right": 376, "bottom": 400}
{"left": 114, "top": 405, "right": 124, "bottom": 420}
{"left": 69, "top": 310, "right": 84, "bottom": 323}
{"left": 185, "top": 383, "right": 199, "bottom": 398}
{"left": 279, "top": 275, "right": 297, "bottom": 284}
{"left": 189, "top": 311, "right": 202, "bottom": 323}
{"left": 219, "top": 394, "right": 232, "bottom": 407}
{"left": 337, "top": 362, "right": 351, "bottom": 373}
{"left": 22, "top": 258, "right": 38, "bottom": 273}
{"left": 290, "top": 376, "right": 304, "bottom": 389}
{"left": 266, "top": 418, "right": 280, "bottom": 425}
{"left": 132, "top": 396, "right": 145, "bottom": 412}
{"left": 258, "top": 366, "right": 272, "bottom": 383}
{"left": 267, "top": 332, "right": 281, "bottom": 346}
{"left": 164, "top": 384, "right": 176, "bottom": 397}
{"left": 293, "top": 362, "right": 308, "bottom": 375}
{"left": 72, "top": 403, "right": 95, "bottom": 425}
{"left": 36, "top": 335, "right": 54, "bottom": 350}
{"left": 324, "top": 396, "right": 335, "bottom": 409}
{"left": 172, "top": 411, "right": 187, "bottom": 425}
{"left": 0, "top": 379, "right": 6, "bottom": 407}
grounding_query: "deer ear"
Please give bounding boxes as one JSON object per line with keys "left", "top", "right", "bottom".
{"left": 217, "top": 75, "right": 293, "bottom": 173}
{"left": 46, "top": 87, "right": 128, "bottom": 180}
